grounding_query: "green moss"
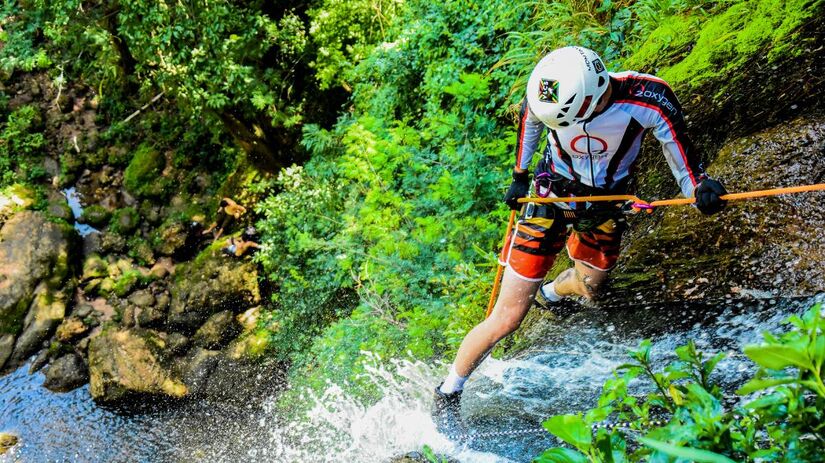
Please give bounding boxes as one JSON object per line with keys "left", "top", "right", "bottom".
{"left": 81, "top": 205, "right": 111, "bottom": 227}
{"left": 123, "top": 143, "right": 165, "bottom": 198}
{"left": 109, "top": 207, "right": 140, "bottom": 234}
{"left": 112, "top": 269, "right": 141, "bottom": 297}
{"left": 0, "top": 296, "right": 31, "bottom": 335}
{"left": 623, "top": 15, "right": 702, "bottom": 72}
{"left": 126, "top": 236, "right": 155, "bottom": 266}
{"left": 627, "top": 0, "right": 822, "bottom": 93}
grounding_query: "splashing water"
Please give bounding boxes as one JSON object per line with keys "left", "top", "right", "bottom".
{"left": 0, "top": 296, "right": 820, "bottom": 462}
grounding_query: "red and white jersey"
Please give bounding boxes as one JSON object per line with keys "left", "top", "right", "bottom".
{"left": 514, "top": 71, "right": 705, "bottom": 201}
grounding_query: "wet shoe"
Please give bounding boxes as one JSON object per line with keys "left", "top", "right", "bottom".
{"left": 432, "top": 385, "right": 466, "bottom": 439}
{"left": 534, "top": 289, "right": 580, "bottom": 318}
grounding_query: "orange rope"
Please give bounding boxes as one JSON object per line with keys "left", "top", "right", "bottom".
{"left": 517, "top": 183, "right": 825, "bottom": 209}
{"left": 486, "top": 210, "right": 516, "bottom": 318}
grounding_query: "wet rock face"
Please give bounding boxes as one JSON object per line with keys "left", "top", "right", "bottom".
{"left": 88, "top": 328, "right": 187, "bottom": 403}
{"left": 607, "top": 116, "right": 825, "bottom": 302}
{"left": 168, "top": 249, "right": 260, "bottom": 331}
{"left": 193, "top": 310, "right": 240, "bottom": 349}
{"left": 0, "top": 211, "right": 75, "bottom": 372}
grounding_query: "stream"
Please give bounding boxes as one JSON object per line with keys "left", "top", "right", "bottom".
{"left": 1, "top": 294, "right": 821, "bottom": 462}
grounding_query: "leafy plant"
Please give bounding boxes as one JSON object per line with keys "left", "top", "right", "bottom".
{"left": 537, "top": 304, "right": 825, "bottom": 462}
{"left": 0, "top": 105, "right": 47, "bottom": 187}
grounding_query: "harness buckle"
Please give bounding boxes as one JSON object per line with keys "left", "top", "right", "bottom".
{"left": 524, "top": 202, "right": 536, "bottom": 220}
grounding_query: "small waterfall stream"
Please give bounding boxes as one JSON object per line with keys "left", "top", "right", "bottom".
{"left": 0, "top": 295, "right": 820, "bottom": 462}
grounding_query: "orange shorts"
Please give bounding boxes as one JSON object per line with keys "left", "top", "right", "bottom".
{"left": 498, "top": 212, "right": 625, "bottom": 281}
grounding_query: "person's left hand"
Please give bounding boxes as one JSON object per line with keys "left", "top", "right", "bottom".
{"left": 694, "top": 178, "right": 728, "bottom": 215}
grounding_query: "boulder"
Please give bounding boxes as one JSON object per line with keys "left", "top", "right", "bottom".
{"left": 43, "top": 353, "right": 88, "bottom": 392}
{"left": 128, "top": 290, "right": 155, "bottom": 308}
{"left": 88, "top": 328, "right": 187, "bottom": 403}
{"left": 80, "top": 205, "right": 111, "bottom": 228}
{"left": 179, "top": 347, "right": 221, "bottom": 396}
{"left": 47, "top": 196, "right": 74, "bottom": 222}
{"left": 82, "top": 254, "right": 108, "bottom": 281}
{"left": 55, "top": 317, "right": 89, "bottom": 343}
{"left": 136, "top": 305, "right": 166, "bottom": 328}
{"left": 192, "top": 310, "right": 240, "bottom": 349}
{"left": 236, "top": 306, "right": 261, "bottom": 332}
{"left": 153, "top": 221, "right": 188, "bottom": 256}
{"left": 0, "top": 184, "right": 36, "bottom": 224}
{"left": 0, "top": 211, "right": 74, "bottom": 371}
{"left": 109, "top": 207, "right": 139, "bottom": 234}
{"left": 168, "top": 249, "right": 260, "bottom": 330}
{"left": 166, "top": 332, "right": 190, "bottom": 356}
{"left": 8, "top": 282, "right": 68, "bottom": 366}
{"left": 99, "top": 232, "right": 126, "bottom": 253}
{"left": 0, "top": 334, "right": 14, "bottom": 369}
{"left": 0, "top": 433, "right": 18, "bottom": 455}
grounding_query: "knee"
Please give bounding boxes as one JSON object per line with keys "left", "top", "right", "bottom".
{"left": 489, "top": 310, "right": 523, "bottom": 340}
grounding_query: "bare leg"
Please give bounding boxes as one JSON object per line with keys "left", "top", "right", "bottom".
{"left": 552, "top": 261, "right": 608, "bottom": 300}
{"left": 451, "top": 266, "right": 542, "bottom": 377}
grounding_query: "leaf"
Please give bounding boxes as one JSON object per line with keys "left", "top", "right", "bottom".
{"left": 736, "top": 377, "right": 798, "bottom": 395}
{"left": 534, "top": 448, "right": 588, "bottom": 463}
{"left": 638, "top": 437, "right": 737, "bottom": 463}
{"left": 669, "top": 384, "right": 684, "bottom": 406}
{"left": 543, "top": 414, "right": 592, "bottom": 451}
{"left": 743, "top": 344, "right": 813, "bottom": 370}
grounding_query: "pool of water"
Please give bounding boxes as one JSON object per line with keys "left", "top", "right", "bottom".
{"left": 62, "top": 187, "right": 99, "bottom": 237}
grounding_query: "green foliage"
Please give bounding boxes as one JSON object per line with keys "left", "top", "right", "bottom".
{"left": 0, "top": 105, "right": 47, "bottom": 187}
{"left": 538, "top": 305, "right": 825, "bottom": 462}
{"left": 258, "top": 0, "right": 531, "bottom": 395}
{"left": 0, "top": 1, "right": 51, "bottom": 75}
{"left": 309, "top": 0, "right": 402, "bottom": 90}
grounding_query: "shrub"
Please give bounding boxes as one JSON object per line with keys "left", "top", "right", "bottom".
{"left": 538, "top": 304, "right": 825, "bottom": 462}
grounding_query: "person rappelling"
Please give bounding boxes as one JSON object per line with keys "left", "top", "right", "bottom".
{"left": 431, "top": 46, "right": 729, "bottom": 435}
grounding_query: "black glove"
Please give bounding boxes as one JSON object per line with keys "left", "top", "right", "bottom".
{"left": 504, "top": 171, "right": 530, "bottom": 210}
{"left": 694, "top": 178, "right": 728, "bottom": 215}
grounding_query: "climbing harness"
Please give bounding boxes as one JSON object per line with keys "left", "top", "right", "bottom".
{"left": 485, "top": 183, "right": 825, "bottom": 319}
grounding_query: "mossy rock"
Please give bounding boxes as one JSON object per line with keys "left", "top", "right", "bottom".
{"left": 82, "top": 254, "right": 108, "bottom": 281}
{"left": 123, "top": 144, "right": 166, "bottom": 198}
{"left": 168, "top": 247, "right": 261, "bottom": 330}
{"left": 0, "top": 183, "right": 36, "bottom": 221}
{"left": 127, "top": 236, "right": 155, "bottom": 266}
{"left": 81, "top": 205, "right": 111, "bottom": 228}
{"left": 113, "top": 270, "right": 143, "bottom": 298}
{"left": 109, "top": 207, "right": 139, "bottom": 234}
{"left": 88, "top": 327, "right": 188, "bottom": 403}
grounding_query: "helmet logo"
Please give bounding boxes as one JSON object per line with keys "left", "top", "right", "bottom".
{"left": 538, "top": 79, "right": 559, "bottom": 103}
{"left": 593, "top": 59, "right": 605, "bottom": 73}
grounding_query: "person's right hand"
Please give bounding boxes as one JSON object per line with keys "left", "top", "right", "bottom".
{"left": 504, "top": 171, "right": 530, "bottom": 210}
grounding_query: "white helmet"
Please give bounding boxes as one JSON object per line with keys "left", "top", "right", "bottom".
{"left": 526, "top": 46, "right": 609, "bottom": 128}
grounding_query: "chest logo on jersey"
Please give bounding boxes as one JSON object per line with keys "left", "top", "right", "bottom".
{"left": 569, "top": 135, "right": 609, "bottom": 157}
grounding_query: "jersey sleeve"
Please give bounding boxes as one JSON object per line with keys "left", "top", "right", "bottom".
{"left": 633, "top": 78, "right": 705, "bottom": 197}
{"left": 513, "top": 100, "right": 545, "bottom": 171}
